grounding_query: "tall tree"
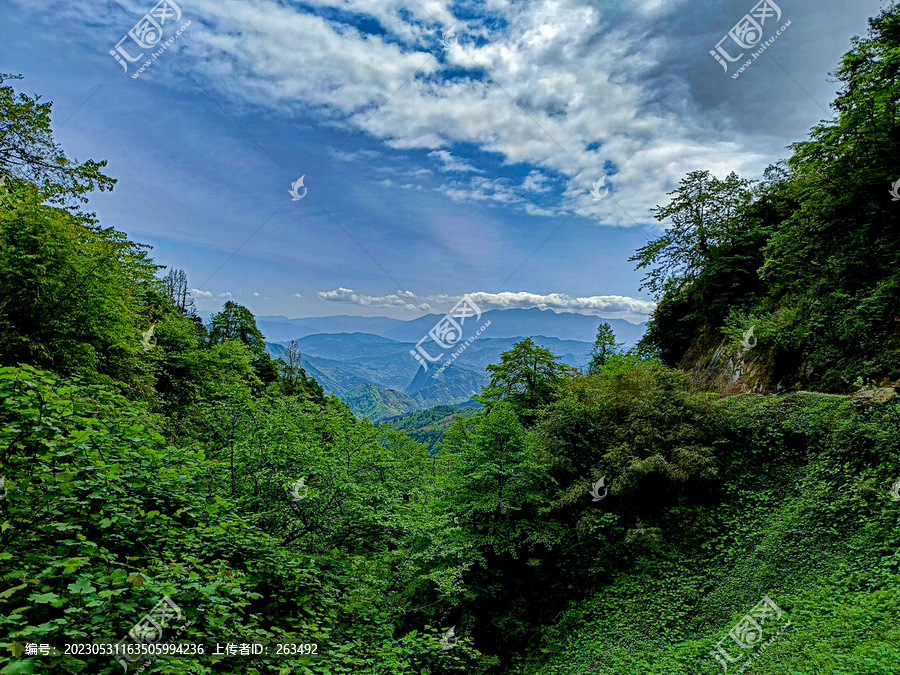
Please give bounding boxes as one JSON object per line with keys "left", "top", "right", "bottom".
{"left": 480, "top": 338, "right": 568, "bottom": 414}
{"left": 0, "top": 74, "right": 115, "bottom": 205}
{"left": 630, "top": 170, "right": 755, "bottom": 298}
{"left": 208, "top": 301, "right": 279, "bottom": 383}
{"left": 587, "top": 322, "right": 624, "bottom": 373}
{"left": 163, "top": 268, "right": 197, "bottom": 317}
{"left": 278, "top": 339, "right": 325, "bottom": 401}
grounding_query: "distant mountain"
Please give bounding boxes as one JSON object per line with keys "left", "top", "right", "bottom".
{"left": 342, "top": 384, "right": 420, "bottom": 421}
{"left": 267, "top": 332, "right": 596, "bottom": 421}
{"left": 256, "top": 308, "right": 646, "bottom": 347}
{"left": 262, "top": 309, "right": 648, "bottom": 421}
{"left": 380, "top": 403, "right": 481, "bottom": 450}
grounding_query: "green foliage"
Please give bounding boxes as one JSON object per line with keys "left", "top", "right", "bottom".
{"left": 631, "top": 170, "right": 758, "bottom": 299}
{"left": 0, "top": 365, "right": 489, "bottom": 674}
{"left": 586, "top": 323, "right": 623, "bottom": 374}
{"left": 3, "top": 19, "right": 900, "bottom": 675}
{"left": 207, "top": 302, "right": 280, "bottom": 385}
{"left": 0, "top": 74, "right": 115, "bottom": 205}
{"left": 539, "top": 361, "right": 722, "bottom": 542}
{"left": 0, "top": 187, "right": 160, "bottom": 386}
{"left": 0, "top": 366, "right": 335, "bottom": 673}
{"left": 382, "top": 404, "right": 480, "bottom": 451}
{"left": 479, "top": 338, "right": 569, "bottom": 416}
{"left": 517, "top": 393, "right": 900, "bottom": 675}
{"left": 343, "top": 383, "right": 419, "bottom": 422}
{"left": 636, "top": 4, "right": 900, "bottom": 391}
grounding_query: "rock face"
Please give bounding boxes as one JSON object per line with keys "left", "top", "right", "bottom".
{"left": 680, "top": 329, "right": 900, "bottom": 398}
{"left": 679, "top": 329, "right": 776, "bottom": 395}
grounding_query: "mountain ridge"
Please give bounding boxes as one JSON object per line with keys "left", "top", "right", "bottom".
{"left": 249, "top": 308, "right": 647, "bottom": 345}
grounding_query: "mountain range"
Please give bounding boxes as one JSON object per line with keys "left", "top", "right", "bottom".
{"left": 254, "top": 309, "right": 647, "bottom": 421}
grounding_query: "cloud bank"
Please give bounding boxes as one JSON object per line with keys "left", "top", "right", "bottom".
{"left": 317, "top": 288, "right": 655, "bottom": 322}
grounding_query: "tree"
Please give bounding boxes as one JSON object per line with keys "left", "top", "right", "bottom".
{"left": 0, "top": 188, "right": 159, "bottom": 382}
{"left": 587, "top": 322, "right": 623, "bottom": 373}
{"left": 278, "top": 340, "right": 325, "bottom": 401}
{"left": 163, "top": 268, "right": 197, "bottom": 317}
{"left": 0, "top": 74, "right": 115, "bottom": 205}
{"left": 479, "top": 338, "right": 568, "bottom": 414}
{"left": 539, "top": 361, "right": 721, "bottom": 538}
{"left": 630, "top": 170, "right": 756, "bottom": 298}
{"left": 208, "top": 301, "right": 279, "bottom": 383}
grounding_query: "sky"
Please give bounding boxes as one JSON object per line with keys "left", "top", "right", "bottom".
{"left": 0, "top": 0, "right": 887, "bottom": 324}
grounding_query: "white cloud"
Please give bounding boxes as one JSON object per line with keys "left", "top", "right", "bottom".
{"left": 524, "top": 202, "right": 559, "bottom": 216}
{"left": 522, "top": 170, "right": 553, "bottom": 193}
{"left": 428, "top": 149, "right": 483, "bottom": 173}
{"left": 330, "top": 148, "right": 380, "bottom": 161}
{"left": 317, "top": 287, "right": 655, "bottom": 322}
{"left": 463, "top": 291, "right": 655, "bottom": 320}
{"left": 177, "top": 0, "right": 770, "bottom": 223}
{"left": 317, "top": 287, "right": 434, "bottom": 311}
{"left": 191, "top": 289, "right": 233, "bottom": 300}
{"left": 438, "top": 175, "right": 521, "bottom": 205}
{"left": 292, "top": 293, "right": 303, "bottom": 298}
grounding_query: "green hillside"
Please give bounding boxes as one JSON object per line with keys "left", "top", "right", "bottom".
{"left": 516, "top": 390, "right": 900, "bottom": 674}
{"left": 382, "top": 404, "right": 481, "bottom": 450}
{"left": 343, "top": 382, "right": 420, "bottom": 421}
{"left": 635, "top": 7, "right": 900, "bottom": 393}
{"left": 2, "top": 5, "right": 900, "bottom": 674}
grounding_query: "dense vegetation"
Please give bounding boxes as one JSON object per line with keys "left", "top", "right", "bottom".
{"left": 2, "top": 5, "right": 900, "bottom": 674}
{"left": 380, "top": 404, "right": 479, "bottom": 451}
{"left": 634, "top": 5, "right": 900, "bottom": 391}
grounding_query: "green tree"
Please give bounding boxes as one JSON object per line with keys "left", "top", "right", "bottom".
{"left": 0, "top": 189, "right": 160, "bottom": 383}
{"left": 208, "top": 300, "right": 279, "bottom": 383}
{"left": 480, "top": 338, "right": 568, "bottom": 414}
{"left": 630, "top": 170, "right": 756, "bottom": 298}
{"left": 0, "top": 74, "right": 115, "bottom": 204}
{"left": 439, "top": 403, "right": 561, "bottom": 659}
{"left": 540, "top": 361, "right": 721, "bottom": 543}
{"left": 587, "top": 322, "right": 623, "bottom": 373}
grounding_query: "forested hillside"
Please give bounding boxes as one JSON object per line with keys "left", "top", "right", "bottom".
{"left": 634, "top": 5, "right": 900, "bottom": 393}
{"left": 2, "top": 4, "right": 900, "bottom": 674}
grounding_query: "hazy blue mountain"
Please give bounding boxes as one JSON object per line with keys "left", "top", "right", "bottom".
{"left": 255, "top": 308, "right": 646, "bottom": 347}
{"left": 261, "top": 309, "right": 647, "bottom": 421}
{"left": 266, "top": 331, "right": 599, "bottom": 421}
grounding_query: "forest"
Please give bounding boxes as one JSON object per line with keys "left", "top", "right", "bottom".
{"left": 2, "top": 4, "right": 900, "bottom": 675}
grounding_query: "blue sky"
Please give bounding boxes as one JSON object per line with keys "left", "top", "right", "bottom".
{"left": 0, "top": 0, "right": 885, "bottom": 323}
